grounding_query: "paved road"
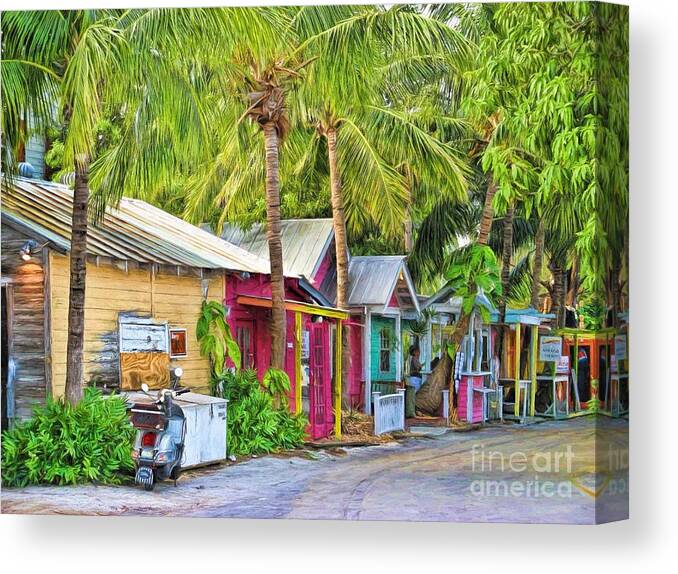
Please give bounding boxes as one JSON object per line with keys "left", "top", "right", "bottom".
{"left": 1, "top": 416, "right": 628, "bottom": 524}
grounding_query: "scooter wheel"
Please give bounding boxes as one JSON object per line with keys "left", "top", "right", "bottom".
{"left": 143, "top": 478, "right": 155, "bottom": 491}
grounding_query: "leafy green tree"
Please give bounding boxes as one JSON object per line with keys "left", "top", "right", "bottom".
{"left": 415, "top": 244, "right": 501, "bottom": 414}
{"left": 476, "top": 2, "right": 628, "bottom": 323}
{"left": 420, "top": 2, "right": 628, "bottom": 328}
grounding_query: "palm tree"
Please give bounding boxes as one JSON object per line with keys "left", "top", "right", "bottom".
{"left": 3, "top": 8, "right": 238, "bottom": 402}
{"left": 91, "top": 7, "right": 308, "bottom": 370}
{"left": 288, "top": 5, "right": 471, "bottom": 396}
{"left": 2, "top": 10, "right": 127, "bottom": 404}
{"left": 530, "top": 218, "right": 545, "bottom": 309}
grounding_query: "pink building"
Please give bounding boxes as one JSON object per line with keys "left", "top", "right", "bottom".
{"left": 216, "top": 220, "right": 346, "bottom": 439}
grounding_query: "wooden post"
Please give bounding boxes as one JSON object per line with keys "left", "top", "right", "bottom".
{"left": 514, "top": 323, "right": 521, "bottom": 417}
{"left": 398, "top": 387, "right": 406, "bottom": 431}
{"left": 574, "top": 333, "right": 580, "bottom": 411}
{"left": 364, "top": 309, "right": 372, "bottom": 415}
{"left": 43, "top": 248, "right": 53, "bottom": 400}
{"left": 530, "top": 325, "right": 538, "bottom": 416}
{"left": 372, "top": 391, "right": 381, "bottom": 435}
{"left": 295, "top": 311, "right": 302, "bottom": 415}
{"left": 395, "top": 313, "right": 402, "bottom": 382}
{"left": 334, "top": 319, "right": 343, "bottom": 438}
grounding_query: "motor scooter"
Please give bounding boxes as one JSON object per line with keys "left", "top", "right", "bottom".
{"left": 128, "top": 366, "right": 188, "bottom": 491}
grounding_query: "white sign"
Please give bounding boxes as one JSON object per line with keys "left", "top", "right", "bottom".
{"left": 556, "top": 355, "right": 570, "bottom": 374}
{"left": 539, "top": 336, "right": 563, "bottom": 362}
{"left": 120, "top": 322, "right": 168, "bottom": 353}
{"left": 614, "top": 334, "right": 627, "bottom": 361}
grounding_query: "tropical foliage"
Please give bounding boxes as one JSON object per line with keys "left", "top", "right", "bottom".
{"left": 1, "top": 388, "right": 134, "bottom": 487}
{"left": 197, "top": 300, "right": 241, "bottom": 377}
{"left": 2, "top": 2, "right": 629, "bottom": 401}
{"left": 213, "top": 369, "right": 307, "bottom": 456}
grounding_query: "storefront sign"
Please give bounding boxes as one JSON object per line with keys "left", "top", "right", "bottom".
{"left": 556, "top": 355, "right": 570, "bottom": 374}
{"left": 539, "top": 336, "right": 563, "bottom": 362}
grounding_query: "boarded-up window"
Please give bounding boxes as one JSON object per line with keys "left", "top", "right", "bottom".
{"left": 119, "top": 318, "right": 170, "bottom": 390}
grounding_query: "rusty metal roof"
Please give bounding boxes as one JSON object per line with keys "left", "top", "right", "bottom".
{"left": 216, "top": 219, "right": 334, "bottom": 279}
{"left": 1, "top": 178, "right": 269, "bottom": 273}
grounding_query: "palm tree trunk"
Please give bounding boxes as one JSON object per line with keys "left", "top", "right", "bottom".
{"left": 499, "top": 205, "right": 515, "bottom": 323}
{"left": 609, "top": 263, "right": 621, "bottom": 328}
{"left": 550, "top": 263, "right": 564, "bottom": 329}
{"left": 415, "top": 314, "right": 469, "bottom": 415}
{"left": 404, "top": 178, "right": 414, "bottom": 253}
{"left": 478, "top": 176, "right": 496, "bottom": 246}
{"left": 64, "top": 158, "right": 90, "bottom": 405}
{"left": 326, "top": 126, "right": 351, "bottom": 403}
{"left": 262, "top": 123, "right": 286, "bottom": 369}
{"left": 530, "top": 219, "right": 545, "bottom": 310}
{"left": 564, "top": 257, "right": 577, "bottom": 307}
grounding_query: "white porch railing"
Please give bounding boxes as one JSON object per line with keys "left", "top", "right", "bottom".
{"left": 373, "top": 389, "right": 405, "bottom": 435}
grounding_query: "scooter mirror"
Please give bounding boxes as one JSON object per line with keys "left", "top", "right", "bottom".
{"left": 141, "top": 383, "right": 150, "bottom": 393}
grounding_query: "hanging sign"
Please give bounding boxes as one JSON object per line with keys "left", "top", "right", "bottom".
{"left": 614, "top": 334, "right": 627, "bottom": 361}
{"left": 539, "top": 336, "right": 563, "bottom": 362}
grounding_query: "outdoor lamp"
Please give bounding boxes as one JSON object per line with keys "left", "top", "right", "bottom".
{"left": 19, "top": 240, "right": 40, "bottom": 261}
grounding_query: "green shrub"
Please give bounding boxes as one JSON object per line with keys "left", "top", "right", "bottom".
{"left": 262, "top": 367, "right": 291, "bottom": 408}
{"left": 213, "top": 369, "right": 307, "bottom": 456}
{"left": 1, "top": 388, "right": 135, "bottom": 487}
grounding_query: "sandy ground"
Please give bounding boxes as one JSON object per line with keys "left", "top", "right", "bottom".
{"left": 1, "top": 415, "right": 628, "bottom": 524}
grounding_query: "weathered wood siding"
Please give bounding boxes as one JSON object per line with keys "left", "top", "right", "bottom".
{"left": 49, "top": 253, "right": 223, "bottom": 397}
{"left": 0, "top": 225, "right": 47, "bottom": 421}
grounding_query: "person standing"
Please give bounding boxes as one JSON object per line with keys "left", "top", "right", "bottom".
{"left": 408, "top": 346, "right": 423, "bottom": 392}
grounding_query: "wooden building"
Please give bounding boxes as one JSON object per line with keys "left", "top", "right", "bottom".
{"left": 217, "top": 220, "right": 422, "bottom": 417}
{"left": 1, "top": 178, "right": 269, "bottom": 427}
{"left": 206, "top": 218, "right": 350, "bottom": 439}
{"left": 320, "top": 255, "right": 420, "bottom": 413}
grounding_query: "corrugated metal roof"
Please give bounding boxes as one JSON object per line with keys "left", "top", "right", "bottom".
{"left": 321, "top": 255, "right": 419, "bottom": 311}
{"left": 346, "top": 256, "right": 405, "bottom": 306}
{"left": 423, "top": 286, "right": 554, "bottom": 325}
{"left": 217, "top": 219, "right": 334, "bottom": 279}
{"left": 1, "top": 178, "right": 269, "bottom": 274}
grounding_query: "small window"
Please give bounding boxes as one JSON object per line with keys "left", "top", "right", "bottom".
{"left": 236, "top": 321, "right": 256, "bottom": 369}
{"left": 379, "top": 328, "right": 391, "bottom": 373}
{"left": 169, "top": 328, "right": 188, "bottom": 358}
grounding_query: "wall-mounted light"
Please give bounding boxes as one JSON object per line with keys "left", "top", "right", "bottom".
{"left": 201, "top": 278, "right": 210, "bottom": 299}
{"left": 19, "top": 240, "right": 46, "bottom": 261}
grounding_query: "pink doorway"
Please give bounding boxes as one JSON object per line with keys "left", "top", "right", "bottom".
{"left": 309, "top": 321, "right": 333, "bottom": 439}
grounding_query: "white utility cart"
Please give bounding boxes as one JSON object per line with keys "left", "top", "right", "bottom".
{"left": 124, "top": 391, "right": 228, "bottom": 468}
